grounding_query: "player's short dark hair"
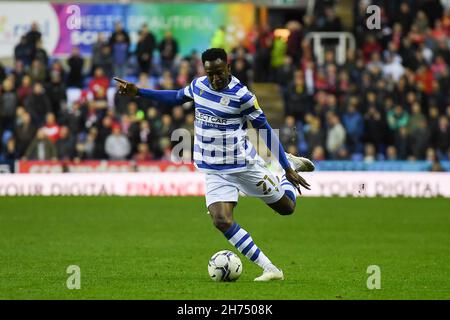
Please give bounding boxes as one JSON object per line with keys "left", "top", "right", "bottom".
{"left": 201, "top": 48, "right": 227, "bottom": 64}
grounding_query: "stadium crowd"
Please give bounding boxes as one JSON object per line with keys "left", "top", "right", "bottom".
{"left": 0, "top": 0, "right": 449, "bottom": 168}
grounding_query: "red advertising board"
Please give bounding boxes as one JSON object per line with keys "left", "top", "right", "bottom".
{"left": 16, "top": 161, "right": 196, "bottom": 173}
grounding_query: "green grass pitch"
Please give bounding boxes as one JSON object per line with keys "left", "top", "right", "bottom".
{"left": 0, "top": 196, "right": 449, "bottom": 299}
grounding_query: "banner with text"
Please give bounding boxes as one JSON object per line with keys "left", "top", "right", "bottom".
{"left": 15, "top": 160, "right": 196, "bottom": 173}
{"left": 0, "top": 1, "right": 255, "bottom": 58}
{"left": 1, "top": 172, "right": 449, "bottom": 197}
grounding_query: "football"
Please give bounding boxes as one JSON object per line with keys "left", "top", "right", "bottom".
{"left": 208, "top": 250, "right": 243, "bottom": 282}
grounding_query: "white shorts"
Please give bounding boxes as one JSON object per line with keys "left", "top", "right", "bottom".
{"left": 205, "top": 162, "right": 285, "bottom": 208}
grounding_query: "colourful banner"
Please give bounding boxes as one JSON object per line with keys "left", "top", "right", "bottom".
{"left": 0, "top": 2, "right": 255, "bottom": 58}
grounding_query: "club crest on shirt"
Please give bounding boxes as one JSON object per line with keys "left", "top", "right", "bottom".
{"left": 199, "top": 89, "right": 204, "bottom": 96}
{"left": 220, "top": 96, "right": 230, "bottom": 106}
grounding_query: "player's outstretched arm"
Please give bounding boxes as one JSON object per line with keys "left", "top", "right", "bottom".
{"left": 114, "top": 77, "right": 190, "bottom": 106}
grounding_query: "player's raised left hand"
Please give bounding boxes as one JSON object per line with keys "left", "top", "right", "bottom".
{"left": 285, "top": 168, "right": 311, "bottom": 194}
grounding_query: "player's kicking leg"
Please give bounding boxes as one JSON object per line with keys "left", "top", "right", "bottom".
{"left": 208, "top": 202, "right": 284, "bottom": 282}
{"left": 268, "top": 153, "right": 315, "bottom": 215}
{"left": 255, "top": 154, "right": 315, "bottom": 280}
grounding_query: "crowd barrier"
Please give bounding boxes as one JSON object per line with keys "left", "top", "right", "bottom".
{"left": 0, "top": 160, "right": 448, "bottom": 174}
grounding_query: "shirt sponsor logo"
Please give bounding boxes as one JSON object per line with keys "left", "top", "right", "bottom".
{"left": 195, "top": 111, "right": 228, "bottom": 124}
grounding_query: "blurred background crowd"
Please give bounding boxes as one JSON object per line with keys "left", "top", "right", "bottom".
{"left": 0, "top": 0, "right": 449, "bottom": 168}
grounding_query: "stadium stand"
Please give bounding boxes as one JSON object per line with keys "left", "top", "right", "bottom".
{"left": 0, "top": 0, "right": 449, "bottom": 173}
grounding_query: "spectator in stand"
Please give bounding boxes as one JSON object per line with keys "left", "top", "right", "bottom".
{"left": 129, "top": 119, "right": 150, "bottom": 155}
{"left": 66, "top": 47, "right": 84, "bottom": 88}
{"left": 23, "top": 128, "right": 57, "bottom": 160}
{"left": 42, "top": 112, "right": 60, "bottom": 144}
{"left": 279, "top": 115, "right": 297, "bottom": 148}
{"left": 11, "top": 60, "right": 26, "bottom": 89}
{"left": 109, "top": 21, "right": 130, "bottom": 48}
{"left": 230, "top": 47, "right": 252, "bottom": 87}
{"left": 286, "top": 21, "right": 302, "bottom": 67}
{"left": 14, "top": 36, "right": 33, "bottom": 67}
{"left": 34, "top": 40, "right": 48, "bottom": 68}
{"left": 185, "top": 49, "right": 204, "bottom": 78}
{"left": 29, "top": 59, "right": 47, "bottom": 84}
{"left": 320, "top": 5, "right": 342, "bottom": 32}
{"left": 25, "top": 82, "right": 52, "bottom": 127}
{"left": 171, "top": 106, "right": 185, "bottom": 128}
{"left": 96, "top": 44, "right": 114, "bottom": 79}
{"left": 133, "top": 73, "right": 153, "bottom": 115}
{"left": 324, "top": 93, "right": 338, "bottom": 115}
{"left": 147, "top": 107, "right": 163, "bottom": 134}
{"left": 342, "top": 102, "right": 364, "bottom": 154}
{"left": 158, "top": 70, "right": 175, "bottom": 92}
{"left": 91, "top": 33, "right": 108, "bottom": 76}
{"left": 408, "top": 102, "right": 426, "bottom": 132}
{"left": 45, "top": 71, "right": 67, "bottom": 117}
{"left": 396, "top": 2, "right": 413, "bottom": 34}
{"left": 362, "top": 35, "right": 383, "bottom": 62}
{"left": 94, "top": 115, "right": 113, "bottom": 159}
{"left": 304, "top": 115, "right": 325, "bottom": 158}
{"left": 434, "top": 115, "right": 450, "bottom": 158}
{"left": 395, "top": 126, "right": 411, "bottom": 160}
{"left": 0, "top": 77, "right": 18, "bottom": 131}
{"left": 270, "top": 34, "right": 287, "bottom": 80}
{"left": 326, "top": 112, "right": 346, "bottom": 159}
{"left": 159, "top": 137, "right": 173, "bottom": 161}
{"left": 386, "top": 145, "right": 398, "bottom": 160}
{"left": 364, "top": 143, "right": 377, "bottom": 162}
{"left": 175, "top": 60, "right": 192, "bottom": 88}
{"left": 210, "top": 26, "right": 228, "bottom": 52}
{"left": 387, "top": 105, "right": 410, "bottom": 132}
{"left": 382, "top": 52, "right": 405, "bottom": 82}
{"left": 14, "top": 111, "right": 36, "bottom": 158}
{"left": 25, "top": 22, "right": 42, "bottom": 61}
{"left": 133, "top": 142, "right": 153, "bottom": 161}
{"left": 285, "top": 71, "right": 311, "bottom": 120}
{"left": 311, "top": 145, "right": 326, "bottom": 161}
{"left": 49, "top": 60, "right": 66, "bottom": 82}
{"left": 79, "top": 127, "right": 98, "bottom": 160}
{"left": 136, "top": 23, "right": 156, "bottom": 75}
{"left": 1, "top": 137, "right": 18, "bottom": 162}
{"left": 56, "top": 125, "right": 75, "bottom": 160}
{"left": 159, "top": 114, "right": 174, "bottom": 142}
{"left": 158, "top": 31, "right": 179, "bottom": 72}
{"left": 112, "top": 33, "right": 129, "bottom": 79}
{"left": 364, "top": 106, "right": 386, "bottom": 152}
{"left": 274, "top": 55, "right": 294, "bottom": 91}
{"left": 105, "top": 123, "right": 131, "bottom": 160}
{"left": 253, "top": 24, "right": 273, "bottom": 82}
{"left": 410, "top": 118, "right": 430, "bottom": 160}
{"left": 89, "top": 67, "right": 110, "bottom": 101}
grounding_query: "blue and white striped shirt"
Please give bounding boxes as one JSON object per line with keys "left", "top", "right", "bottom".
{"left": 182, "top": 76, "right": 266, "bottom": 173}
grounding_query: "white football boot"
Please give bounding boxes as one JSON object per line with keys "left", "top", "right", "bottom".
{"left": 254, "top": 265, "right": 284, "bottom": 282}
{"left": 286, "top": 153, "right": 315, "bottom": 172}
